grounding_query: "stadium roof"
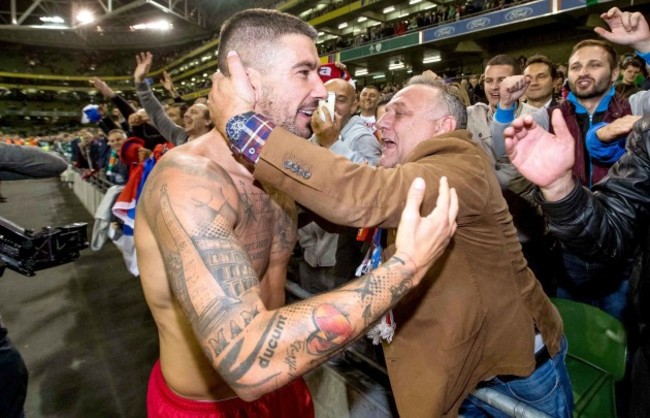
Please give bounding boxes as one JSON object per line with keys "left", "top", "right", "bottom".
{"left": 0, "top": 0, "right": 277, "bottom": 50}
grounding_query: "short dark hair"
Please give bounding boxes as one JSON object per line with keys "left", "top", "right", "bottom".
{"left": 525, "top": 54, "right": 558, "bottom": 79}
{"left": 571, "top": 39, "right": 618, "bottom": 70}
{"left": 621, "top": 57, "right": 644, "bottom": 71}
{"left": 485, "top": 54, "right": 522, "bottom": 75}
{"left": 218, "top": 9, "right": 318, "bottom": 76}
{"left": 361, "top": 85, "right": 380, "bottom": 93}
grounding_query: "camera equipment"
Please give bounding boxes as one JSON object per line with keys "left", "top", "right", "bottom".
{"left": 0, "top": 216, "right": 88, "bottom": 277}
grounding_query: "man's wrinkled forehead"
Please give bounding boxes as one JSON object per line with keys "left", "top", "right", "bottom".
{"left": 387, "top": 85, "right": 428, "bottom": 110}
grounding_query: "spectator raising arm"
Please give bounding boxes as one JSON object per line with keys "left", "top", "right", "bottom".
{"left": 134, "top": 52, "right": 189, "bottom": 145}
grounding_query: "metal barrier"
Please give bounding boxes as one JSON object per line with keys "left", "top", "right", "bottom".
{"left": 471, "top": 388, "right": 553, "bottom": 418}
{"left": 66, "top": 167, "right": 116, "bottom": 215}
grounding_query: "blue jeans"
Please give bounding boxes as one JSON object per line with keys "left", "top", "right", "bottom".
{"left": 557, "top": 280, "right": 629, "bottom": 323}
{"left": 558, "top": 251, "right": 631, "bottom": 321}
{"left": 459, "top": 336, "right": 573, "bottom": 418}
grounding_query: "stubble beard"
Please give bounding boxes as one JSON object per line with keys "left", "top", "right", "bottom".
{"left": 259, "top": 86, "right": 312, "bottom": 139}
{"left": 569, "top": 76, "right": 611, "bottom": 100}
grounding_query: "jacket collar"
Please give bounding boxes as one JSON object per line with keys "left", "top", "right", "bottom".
{"left": 403, "top": 130, "right": 473, "bottom": 163}
{"left": 567, "top": 86, "right": 615, "bottom": 115}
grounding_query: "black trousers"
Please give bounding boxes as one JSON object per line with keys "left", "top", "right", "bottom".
{"left": 630, "top": 342, "right": 650, "bottom": 418}
{"left": 0, "top": 327, "right": 28, "bottom": 418}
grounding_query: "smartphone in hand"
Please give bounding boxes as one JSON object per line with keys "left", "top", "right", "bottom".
{"left": 318, "top": 91, "right": 335, "bottom": 122}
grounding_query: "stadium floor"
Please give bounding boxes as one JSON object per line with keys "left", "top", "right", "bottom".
{"left": 0, "top": 178, "right": 158, "bottom": 417}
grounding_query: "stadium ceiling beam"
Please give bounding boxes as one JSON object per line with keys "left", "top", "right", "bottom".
{"left": 319, "top": 26, "right": 343, "bottom": 37}
{"left": 71, "top": 0, "right": 148, "bottom": 29}
{"left": 97, "top": 0, "right": 111, "bottom": 14}
{"left": 1, "top": 1, "right": 206, "bottom": 30}
{"left": 15, "top": 0, "right": 43, "bottom": 26}
{"left": 359, "top": 11, "right": 385, "bottom": 23}
{"left": 144, "top": 0, "right": 205, "bottom": 28}
{"left": 0, "top": 0, "right": 147, "bottom": 30}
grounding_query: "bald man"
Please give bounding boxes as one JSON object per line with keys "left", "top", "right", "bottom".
{"left": 316, "top": 78, "right": 381, "bottom": 164}
{"left": 297, "top": 78, "right": 381, "bottom": 295}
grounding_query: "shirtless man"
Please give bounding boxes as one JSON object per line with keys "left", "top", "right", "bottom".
{"left": 134, "top": 9, "right": 458, "bottom": 417}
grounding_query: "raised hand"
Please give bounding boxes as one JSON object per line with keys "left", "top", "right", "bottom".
{"left": 333, "top": 61, "right": 348, "bottom": 73}
{"left": 499, "top": 75, "right": 530, "bottom": 109}
{"left": 595, "top": 7, "right": 650, "bottom": 53}
{"left": 161, "top": 71, "right": 174, "bottom": 92}
{"left": 209, "top": 51, "right": 257, "bottom": 136}
{"left": 394, "top": 177, "right": 458, "bottom": 283}
{"left": 134, "top": 52, "right": 153, "bottom": 84}
{"left": 505, "top": 109, "right": 576, "bottom": 200}
{"left": 128, "top": 109, "right": 149, "bottom": 126}
{"left": 89, "top": 77, "right": 116, "bottom": 99}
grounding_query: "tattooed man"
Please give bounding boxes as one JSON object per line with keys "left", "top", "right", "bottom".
{"left": 134, "top": 9, "right": 458, "bottom": 418}
{"left": 211, "top": 50, "right": 573, "bottom": 416}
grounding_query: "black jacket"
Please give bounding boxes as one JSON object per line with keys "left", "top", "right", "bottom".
{"left": 539, "top": 117, "right": 650, "bottom": 328}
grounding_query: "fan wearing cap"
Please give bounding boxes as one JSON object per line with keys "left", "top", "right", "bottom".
{"left": 119, "top": 136, "right": 145, "bottom": 173}
{"left": 616, "top": 56, "right": 644, "bottom": 98}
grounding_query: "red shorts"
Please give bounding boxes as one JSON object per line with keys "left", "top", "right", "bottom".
{"left": 146, "top": 360, "right": 314, "bottom": 418}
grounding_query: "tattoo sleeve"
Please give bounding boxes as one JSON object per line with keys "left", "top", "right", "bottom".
{"left": 144, "top": 158, "right": 416, "bottom": 400}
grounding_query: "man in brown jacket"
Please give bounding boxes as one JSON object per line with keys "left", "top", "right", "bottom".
{"left": 211, "top": 52, "right": 573, "bottom": 417}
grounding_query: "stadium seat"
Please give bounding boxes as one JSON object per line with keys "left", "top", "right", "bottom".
{"left": 551, "top": 298, "right": 627, "bottom": 418}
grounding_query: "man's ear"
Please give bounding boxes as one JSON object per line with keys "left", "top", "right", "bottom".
{"left": 247, "top": 67, "right": 263, "bottom": 103}
{"left": 440, "top": 116, "right": 457, "bottom": 133}
{"left": 351, "top": 98, "right": 359, "bottom": 115}
{"left": 611, "top": 67, "right": 620, "bottom": 84}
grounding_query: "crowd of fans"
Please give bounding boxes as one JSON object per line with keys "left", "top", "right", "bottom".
{"left": 3, "top": 3, "right": 650, "bottom": 418}
{"left": 318, "top": 0, "right": 530, "bottom": 55}
{"left": 0, "top": 41, "right": 183, "bottom": 76}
